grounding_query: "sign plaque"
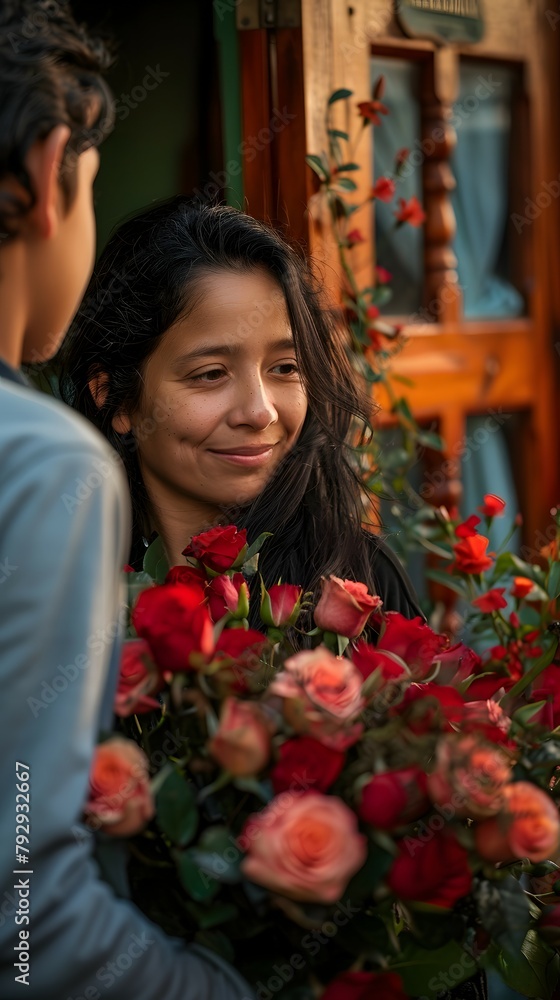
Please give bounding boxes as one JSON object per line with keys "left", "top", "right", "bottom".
{"left": 396, "top": 0, "right": 485, "bottom": 44}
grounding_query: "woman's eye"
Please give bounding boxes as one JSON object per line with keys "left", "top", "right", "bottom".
{"left": 190, "top": 368, "right": 225, "bottom": 383}
{"left": 272, "top": 362, "right": 299, "bottom": 376}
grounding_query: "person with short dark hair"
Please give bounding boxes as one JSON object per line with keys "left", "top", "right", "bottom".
{"left": 0, "top": 4, "right": 253, "bottom": 998}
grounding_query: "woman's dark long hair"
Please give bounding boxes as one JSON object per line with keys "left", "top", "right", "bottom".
{"left": 61, "top": 196, "right": 382, "bottom": 609}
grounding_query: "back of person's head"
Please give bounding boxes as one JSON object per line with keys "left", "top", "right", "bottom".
{"left": 61, "top": 197, "right": 378, "bottom": 602}
{"left": 0, "top": 0, "right": 113, "bottom": 241}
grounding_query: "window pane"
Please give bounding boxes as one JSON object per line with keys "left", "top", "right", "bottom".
{"left": 451, "top": 61, "right": 524, "bottom": 319}
{"left": 370, "top": 56, "right": 424, "bottom": 318}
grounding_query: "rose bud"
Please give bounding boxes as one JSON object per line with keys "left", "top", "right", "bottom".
{"left": 270, "top": 647, "right": 364, "bottom": 749}
{"left": 207, "top": 573, "right": 249, "bottom": 623}
{"left": 358, "top": 767, "right": 429, "bottom": 830}
{"left": 260, "top": 583, "right": 302, "bottom": 629}
{"left": 452, "top": 534, "right": 494, "bottom": 574}
{"left": 85, "top": 737, "right": 154, "bottom": 837}
{"left": 427, "top": 735, "right": 511, "bottom": 820}
{"left": 511, "top": 576, "right": 534, "bottom": 600}
{"left": 183, "top": 524, "right": 248, "bottom": 574}
{"left": 114, "top": 639, "right": 163, "bottom": 718}
{"left": 241, "top": 790, "right": 367, "bottom": 903}
{"left": 314, "top": 576, "right": 381, "bottom": 639}
{"left": 208, "top": 697, "right": 272, "bottom": 777}
{"left": 388, "top": 827, "right": 472, "bottom": 909}
{"left": 474, "top": 781, "right": 560, "bottom": 863}
{"left": 478, "top": 493, "right": 506, "bottom": 517}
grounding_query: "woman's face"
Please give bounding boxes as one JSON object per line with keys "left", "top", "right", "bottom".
{"left": 116, "top": 268, "right": 308, "bottom": 520}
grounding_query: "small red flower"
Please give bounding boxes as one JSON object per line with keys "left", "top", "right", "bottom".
{"left": 357, "top": 99, "right": 389, "bottom": 125}
{"left": 321, "top": 971, "right": 407, "bottom": 1000}
{"left": 375, "top": 265, "right": 392, "bottom": 284}
{"left": 346, "top": 228, "right": 365, "bottom": 247}
{"left": 394, "top": 195, "right": 426, "bottom": 227}
{"left": 478, "top": 494, "right": 506, "bottom": 517}
{"left": 511, "top": 576, "right": 534, "bottom": 599}
{"left": 388, "top": 827, "right": 472, "bottom": 909}
{"left": 183, "top": 525, "right": 248, "bottom": 574}
{"left": 366, "top": 304, "right": 380, "bottom": 321}
{"left": 372, "top": 176, "right": 396, "bottom": 202}
{"left": 455, "top": 514, "right": 481, "bottom": 539}
{"left": 453, "top": 534, "right": 494, "bottom": 574}
{"left": 471, "top": 588, "right": 507, "bottom": 614}
{"left": 395, "top": 147, "right": 409, "bottom": 167}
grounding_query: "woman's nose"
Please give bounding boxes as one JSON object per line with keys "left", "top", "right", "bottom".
{"left": 228, "top": 375, "right": 278, "bottom": 429}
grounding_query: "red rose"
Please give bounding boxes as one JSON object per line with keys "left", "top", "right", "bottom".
{"left": 208, "top": 573, "right": 249, "bottom": 622}
{"left": 132, "top": 583, "right": 214, "bottom": 674}
{"left": 388, "top": 827, "right": 472, "bottom": 908}
{"left": 437, "top": 642, "right": 482, "bottom": 686}
{"left": 351, "top": 640, "right": 408, "bottom": 683}
{"left": 321, "top": 971, "right": 407, "bottom": 1000}
{"left": 395, "top": 147, "right": 409, "bottom": 167}
{"left": 346, "top": 228, "right": 365, "bottom": 247}
{"left": 471, "top": 587, "right": 507, "bottom": 613}
{"left": 114, "top": 639, "right": 162, "bottom": 717}
{"left": 399, "top": 682, "right": 464, "bottom": 734}
{"left": 372, "top": 176, "right": 396, "bottom": 202}
{"left": 314, "top": 576, "right": 381, "bottom": 639}
{"left": 394, "top": 195, "right": 426, "bottom": 227}
{"left": 183, "top": 525, "right": 248, "bottom": 574}
{"left": 452, "top": 534, "right": 494, "bottom": 574}
{"left": 271, "top": 736, "right": 345, "bottom": 795}
{"left": 533, "top": 665, "right": 560, "bottom": 728}
{"left": 359, "top": 767, "right": 429, "bottom": 831}
{"left": 165, "top": 565, "right": 207, "bottom": 594}
{"left": 376, "top": 265, "right": 392, "bottom": 284}
{"left": 463, "top": 674, "right": 512, "bottom": 702}
{"left": 377, "top": 612, "right": 448, "bottom": 680}
{"left": 478, "top": 494, "right": 506, "bottom": 517}
{"left": 212, "top": 627, "right": 268, "bottom": 667}
{"left": 455, "top": 514, "right": 481, "bottom": 538}
{"left": 260, "top": 583, "right": 302, "bottom": 628}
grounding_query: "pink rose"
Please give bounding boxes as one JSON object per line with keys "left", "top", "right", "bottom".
{"left": 427, "top": 735, "right": 511, "bottom": 820}
{"left": 209, "top": 697, "right": 272, "bottom": 777}
{"left": 241, "top": 791, "right": 367, "bottom": 903}
{"left": 85, "top": 737, "right": 154, "bottom": 837}
{"left": 314, "top": 576, "right": 381, "bottom": 638}
{"left": 475, "top": 781, "right": 560, "bottom": 863}
{"left": 270, "top": 647, "right": 364, "bottom": 749}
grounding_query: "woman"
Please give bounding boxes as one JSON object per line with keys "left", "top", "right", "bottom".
{"left": 61, "top": 197, "right": 487, "bottom": 999}
{"left": 61, "top": 196, "right": 420, "bottom": 627}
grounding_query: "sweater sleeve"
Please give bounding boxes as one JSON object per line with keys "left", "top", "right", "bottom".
{"left": 0, "top": 396, "right": 253, "bottom": 1000}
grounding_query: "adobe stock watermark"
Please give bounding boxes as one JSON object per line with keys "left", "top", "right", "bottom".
{"left": 64, "top": 931, "right": 155, "bottom": 999}
{"left": 27, "top": 607, "right": 127, "bottom": 717}
{"left": 6, "top": 0, "right": 71, "bottom": 54}
{"left": 0, "top": 558, "right": 18, "bottom": 583}
{"left": 511, "top": 173, "right": 560, "bottom": 234}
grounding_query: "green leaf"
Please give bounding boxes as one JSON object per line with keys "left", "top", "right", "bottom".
{"left": 493, "top": 552, "right": 540, "bottom": 581}
{"left": 185, "top": 900, "right": 239, "bottom": 930}
{"left": 143, "top": 535, "right": 169, "bottom": 584}
{"left": 336, "top": 177, "right": 357, "bottom": 191}
{"left": 156, "top": 769, "right": 198, "bottom": 847}
{"left": 243, "top": 531, "right": 273, "bottom": 564}
{"left": 474, "top": 876, "right": 530, "bottom": 959}
{"left": 548, "top": 560, "right": 560, "bottom": 599}
{"left": 176, "top": 848, "right": 220, "bottom": 902}
{"left": 390, "top": 938, "right": 477, "bottom": 998}
{"left": 370, "top": 286, "right": 393, "bottom": 308}
{"left": 392, "top": 374, "right": 415, "bottom": 388}
{"left": 416, "top": 430, "right": 446, "bottom": 452}
{"left": 337, "top": 162, "right": 360, "bottom": 171}
{"left": 328, "top": 127, "right": 350, "bottom": 141}
{"left": 513, "top": 700, "right": 547, "bottom": 728}
{"left": 425, "top": 568, "right": 467, "bottom": 596}
{"left": 305, "top": 154, "right": 328, "bottom": 182}
{"left": 328, "top": 87, "right": 353, "bottom": 104}
{"left": 488, "top": 932, "right": 560, "bottom": 1000}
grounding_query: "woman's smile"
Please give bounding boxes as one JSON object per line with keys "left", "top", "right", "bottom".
{"left": 206, "top": 443, "right": 278, "bottom": 467}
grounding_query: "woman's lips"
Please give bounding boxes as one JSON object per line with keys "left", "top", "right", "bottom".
{"left": 207, "top": 445, "right": 276, "bottom": 467}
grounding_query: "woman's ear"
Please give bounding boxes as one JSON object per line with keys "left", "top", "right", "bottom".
{"left": 88, "top": 372, "right": 132, "bottom": 434}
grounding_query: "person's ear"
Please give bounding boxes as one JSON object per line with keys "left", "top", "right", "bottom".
{"left": 89, "top": 372, "right": 133, "bottom": 434}
{"left": 24, "top": 124, "right": 72, "bottom": 239}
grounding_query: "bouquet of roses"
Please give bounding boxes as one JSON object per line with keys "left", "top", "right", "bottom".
{"left": 85, "top": 511, "right": 560, "bottom": 999}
